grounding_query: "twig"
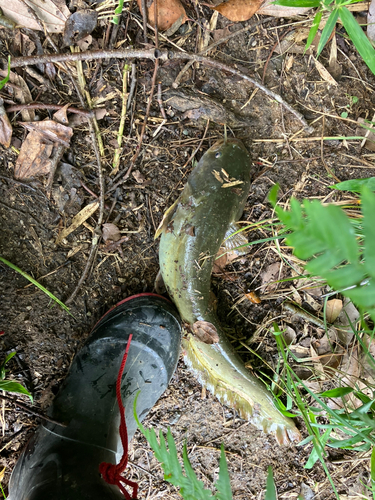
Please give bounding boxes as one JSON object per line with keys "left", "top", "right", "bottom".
{"left": 173, "top": 17, "right": 274, "bottom": 88}
{"left": 107, "top": 59, "right": 159, "bottom": 193}
{"left": 46, "top": 144, "right": 65, "bottom": 198}
{"left": 6, "top": 103, "right": 93, "bottom": 117}
{"left": 11, "top": 48, "right": 312, "bottom": 131}
{"left": 262, "top": 27, "right": 292, "bottom": 84}
{"left": 141, "top": 0, "right": 148, "bottom": 43}
{"left": 157, "top": 81, "right": 166, "bottom": 119}
{"left": 112, "top": 63, "right": 130, "bottom": 174}
{"left": 0, "top": 393, "right": 67, "bottom": 427}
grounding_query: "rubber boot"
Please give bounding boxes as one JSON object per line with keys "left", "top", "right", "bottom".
{"left": 8, "top": 293, "right": 181, "bottom": 500}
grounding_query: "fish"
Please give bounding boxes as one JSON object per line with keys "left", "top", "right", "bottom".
{"left": 157, "top": 138, "right": 301, "bottom": 444}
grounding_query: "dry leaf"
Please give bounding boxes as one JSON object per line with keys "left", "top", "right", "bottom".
{"left": 132, "top": 170, "right": 145, "bottom": 184}
{"left": 53, "top": 104, "right": 70, "bottom": 125}
{"left": 192, "top": 321, "right": 219, "bottom": 344}
{"left": 102, "top": 223, "right": 121, "bottom": 242}
{"left": 0, "top": 99, "right": 12, "bottom": 148}
{"left": 137, "top": 0, "right": 187, "bottom": 32}
{"left": 313, "top": 57, "right": 338, "bottom": 86}
{"left": 20, "top": 120, "right": 73, "bottom": 146}
{"left": 56, "top": 202, "right": 99, "bottom": 244}
{"left": 14, "top": 122, "right": 72, "bottom": 180}
{"left": 244, "top": 291, "right": 261, "bottom": 304}
{"left": 0, "top": 0, "right": 70, "bottom": 33}
{"left": 0, "top": 70, "right": 34, "bottom": 121}
{"left": 327, "top": 346, "right": 361, "bottom": 410}
{"left": 326, "top": 298, "right": 343, "bottom": 323}
{"left": 63, "top": 9, "right": 98, "bottom": 46}
{"left": 77, "top": 35, "right": 92, "bottom": 51}
{"left": 261, "top": 262, "right": 282, "bottom": 291}
{"left": 14, "top": 119, "right": 72, "bottom": 180}
{"left": 0, "top": 467, "right": 5, "bottom": 482}
{"left": 213, "top": 0, "right": 264, "bottom": 22}
{"left": 258, "top": 0, "right": 310, "bottom": 17}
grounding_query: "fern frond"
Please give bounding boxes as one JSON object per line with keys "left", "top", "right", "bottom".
{"left": 133, "top": 393, "right": 232, "bottom": 500}
{"left": 269, "top": 185, "right": 375, "bottom": 322}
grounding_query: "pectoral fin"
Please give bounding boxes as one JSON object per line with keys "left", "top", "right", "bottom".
{"left": 222, "top": 222, "right": 249, "bottom": 255}
{"left": 155, "top": 198, "right": 179, "bottom": 239}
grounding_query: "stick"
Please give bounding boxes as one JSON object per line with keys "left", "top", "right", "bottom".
{"left": 0, "top": 393, "right": 67, "bottom": 427}
{"left": 10, "top": 48, "right": 312, "bottom": 131}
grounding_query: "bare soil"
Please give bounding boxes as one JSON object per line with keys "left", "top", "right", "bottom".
{"left": 1, "top": 5, "right": 374, "bottom": 499}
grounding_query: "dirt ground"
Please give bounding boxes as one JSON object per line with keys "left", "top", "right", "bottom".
{"left": 1, "top": 4, "right": 375, "bottom": 499}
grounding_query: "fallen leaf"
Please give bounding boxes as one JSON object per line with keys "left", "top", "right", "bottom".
{"left": 0, "top": 0, "right": 70, "bottom": 33}
{"left": 0, "top": 466, "right": 5, "bottom": 482}
{"left": 14, "top": 119, "right": 72, "bottom": 180}
{"left": 0, "top": 70, "right": 34, "bottom": 121}
{"left": 14, "top": 119, "right": 73, "bottom": 180}
{"left": 244, "top": 291, "right": 261, "bottom": 304}
{"left": 132, "top": 169, "right": 145, "bottom": 184}
{"left": 53, "top": 104, "right": 70, "bottom": 125}
{"left": 56, "top": 202, "right": 99, "bottom": 244}
{"left": 0, "top": 98, "right": 12, "bottom": 148}
{"left": 261, "top": 262, "right": 282, "bottom": 291}
{"left": 165, "top": 88, "right": 247, "bottom": 127}
{"left": 327, "top": 346, "right": 361, "bottom": 410}
{"left": 282, "top": 325, "right": 296, "bottom": 345}
{"left": 192, "top": 321, "right": 219, "bottom": 344}
{"left": 258, "top": 0, "right": 311, "bottom": 17}
{"left": 63, "top": 9, "right": 98, "bottom": 46}
{"left": 213, "top": 0, "right": 264, "bottom": 22}
{"left": 102, "top": 222, "right": 121, "bottom": 242}
{"left": 20, "top": 120, "right": 73, "bottom": 147}
{"left": 77, "top": 35, "right": 92, "bottom": 51}
{"left": 326, "top": 298, "right": 343, "bottom": 323}
{"left": 313, "top": 57, "right": 338, "bottom": 86}
{"left": 137, "top": 0, "right": 187, "bottom": 32}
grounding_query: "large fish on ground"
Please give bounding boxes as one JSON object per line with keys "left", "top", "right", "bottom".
{"left": 157, "top": 138, "right": 301, "bottom": 444}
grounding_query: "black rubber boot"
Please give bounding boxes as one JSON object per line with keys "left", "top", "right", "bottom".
{"left": 8, "top": 293, "right": 181, "bottom": 500}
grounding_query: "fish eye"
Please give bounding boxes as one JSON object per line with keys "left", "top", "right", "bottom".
{"left": 215, "top": 152, "right": 222, "bottom": 158}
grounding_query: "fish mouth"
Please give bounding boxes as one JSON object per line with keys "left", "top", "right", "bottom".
{"left": 209, "top": 138, "right": 244, "bottom": 152}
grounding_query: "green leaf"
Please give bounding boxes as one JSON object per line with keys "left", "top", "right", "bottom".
{"left": 2, "top": 351, "right": 16, "bottom": 367}
{"left": 0, "top": 56, "right": 11, "bottom": 91}
{"left": 316, "top": 9, "right": 339, "bottom": 58}
{"left": 362, "top": 187, "right": 375, "bottom": 278}
{"left": 318, "top": 386, "right": 354, "bottom": 398}
{"left": 331, "top": 177, "right": 375, "bottom": 193}
{"left": 268, "top": 184, "right": 279, "bottom": 207}
{"left": 339, "top": 6, "right": 375, "bottom": 75}
{"left": 265, "top": 466, "right": 278, "bottom": 500}
{"left": 0, "top": 257, "right": 72, "bottom": 317}
{"left": 215, "top": 444, "right": 233, "bottom": 500}
{"left": 306, "top": 10, "right": 323, "bottom": 52}
{"left": 371, "top": 447, "right": 375, "bottom": 500}
{"left": 134, "top": 392, "right": 233, "bottom": 500}
{"left": 0, "top": 380, "right": 33, "bottom": 401}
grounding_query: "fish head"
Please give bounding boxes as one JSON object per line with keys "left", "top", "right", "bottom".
{"left": 204, "top": 138, "right": 252, "bottom": 183}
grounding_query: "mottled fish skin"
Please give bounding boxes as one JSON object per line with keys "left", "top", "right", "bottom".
{"left": 159, "top": 139, "right": 301, "bottom": 445}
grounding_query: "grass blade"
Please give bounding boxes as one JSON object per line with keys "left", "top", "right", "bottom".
{"left": 339, "top": 6, "right": 375, "bottom": 75}
{"left": 0, "top": 256, "right": 72, "bottom": 316}
{"left": 317, "top": 9, "right": 339, "bottom": 58}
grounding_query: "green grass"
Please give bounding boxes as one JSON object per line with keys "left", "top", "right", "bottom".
{"left": 267, "top": 181, "right": 375, "bottom": 498}
{"left": 273, "top": 0, "right": 375, "bottom": 76}
{"left": 0, "top": 256, "right": 72, "bottom": 316}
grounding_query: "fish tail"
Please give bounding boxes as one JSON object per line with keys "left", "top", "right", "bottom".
{"left": 182, "top": 336, "right": 301, "bottom": 445}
